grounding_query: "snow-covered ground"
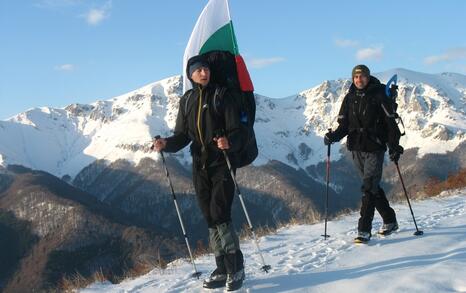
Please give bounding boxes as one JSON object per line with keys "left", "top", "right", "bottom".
{"left": 81, "top": 190, "right": 466, "bottom": 293}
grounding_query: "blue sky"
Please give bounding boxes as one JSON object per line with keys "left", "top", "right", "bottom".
{"left": 1, "top": 0, "right": 466, "bottom": 119}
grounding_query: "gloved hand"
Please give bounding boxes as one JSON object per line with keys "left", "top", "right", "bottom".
{"left": 389, "top": 145, "right": 404, "bottom": 163}
{"left": 324, "top": 132, "right": 333, "bottom": 146}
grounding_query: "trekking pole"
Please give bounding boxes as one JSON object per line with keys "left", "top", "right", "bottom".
{"left": 153, "top": 135, "right": 202, "bottom": 279}
{"left": 216, "top": 134, "right": 271, "bottom": 273}
{"left": 322, "top": 128, "right": 331, "bottom": 239}
{"left": 394, "top": 162, "right": 424, "bottom": 236}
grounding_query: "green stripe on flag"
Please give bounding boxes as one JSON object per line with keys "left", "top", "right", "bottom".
{"left": 199, "top": 21, "right": 239, "bottom": 55}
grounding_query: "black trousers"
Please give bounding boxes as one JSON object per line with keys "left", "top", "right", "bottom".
{"left": 193, "top": 162, "right": 236, "bottom": 228}
{"left": 352, "top": 150, "right": 397, "bottom": 233}
{"left": 193, "top": 161, "right": 243, "bottom": 273}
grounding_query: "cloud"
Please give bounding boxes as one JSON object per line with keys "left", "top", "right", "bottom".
{"left": 247, "top": 57, "right": 286, "bottom": 69}
{"left": 55, "top": 64, "right": 75, "bottom": 71}
{"left": 356, "top": 47, "right": 383, "bottom": 61}
{"left": 424, "top": 48, "right": 466, "bottom": 65}
{"left": 83, "top": 1, "right": 111, "bottom": 26}
{"left": 36, "top": 0, "right": 82, "bottom": 8}
{"left": 37, "top": 0, "right": 112, "bottom": 26}
{"left": 334, "top": 38, "right": 359, "bottom": 48}
{"left": 334, "top": 38, "right": 384, "bottom": 62}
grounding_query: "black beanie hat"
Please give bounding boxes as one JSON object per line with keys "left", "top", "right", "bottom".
{"left": 187, "top": 55, "right": 209, "bottom": 78}
{"left": 352, "top": 64, "right": 370, "bottom": 79}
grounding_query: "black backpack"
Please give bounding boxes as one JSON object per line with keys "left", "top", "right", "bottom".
{"left": 186, "top": 50, "right": 258, "bottom": 168}
{"left": 385, "top": 75, "right": 406, "bottom": 136}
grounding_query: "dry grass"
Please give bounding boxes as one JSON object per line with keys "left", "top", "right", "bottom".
{"left": 134, "top": 250, "right": 168, "bottom": 270}
{"left": 57, "top": 251, "right": 168, "bottom": 292}
{"left": 424, "top": 168, "right": 466, "bottom": 196}
{"left": 193, "top": 239, "right": 210, "bottom": 257}
{"left": 120, "top": 263, "right": 154, "bottom": 283}
{"left": 59, "top": 270, "right": 107, "bottom": 292}
{"left": 57, "top": 264, "right": 159, "bottom": 292}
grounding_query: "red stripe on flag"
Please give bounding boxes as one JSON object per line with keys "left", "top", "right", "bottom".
{"left": 235, "top": 55, "right": 254, "bottom": 92}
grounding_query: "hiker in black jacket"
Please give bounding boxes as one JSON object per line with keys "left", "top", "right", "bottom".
{"left": 153, "top": 54, "right": 245, "bottom": 290}
{"left": 324, "top": 65, "right": 404, "bottom": 243}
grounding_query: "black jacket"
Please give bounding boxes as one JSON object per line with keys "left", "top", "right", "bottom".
{"left": 164, "top": 83, "right": 244, "bottom": 168}
{"left": 329, "top": 76, "right": 401, "bottom": 152}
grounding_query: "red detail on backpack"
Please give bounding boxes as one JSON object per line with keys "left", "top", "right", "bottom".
{"left": 235, "top": 55, "right": 254, "bottom": 92}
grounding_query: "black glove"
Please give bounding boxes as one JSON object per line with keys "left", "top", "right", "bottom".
{"left": 324, "top": 132, "right": 333, "bottom": 146}
{"left": 389, "top": 145, "right": 404, "bottom": 163}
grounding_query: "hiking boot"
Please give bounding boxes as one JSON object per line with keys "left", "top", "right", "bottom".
{"left": 378, "top": 222, "right": 399, "bottom": 235}
{"left": 354, "top": 231, "right": 371, "bottom": 243}
{"left": 223, "top": 251, "right": 245, "bottom": 291}
{"left": 226, "top": 268, "right": 245, "bottom": 291}
{"left": 203, "top": 268, "right": 227, "bottom": 289}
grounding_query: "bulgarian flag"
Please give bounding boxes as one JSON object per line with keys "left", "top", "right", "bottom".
{"left": 182, "top": 0, "right": 254, "bottom": 94}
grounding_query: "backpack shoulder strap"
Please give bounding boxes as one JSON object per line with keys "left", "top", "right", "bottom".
{"left": 212, "top": 86, "right": 227, "bottom": 117}
{"left": 183, "top": 90, "right": 195, "bottom": 117}
{"left": 378, "top": 90, "right": 398, "bottom": 119}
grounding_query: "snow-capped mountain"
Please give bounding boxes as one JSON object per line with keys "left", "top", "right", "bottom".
{"left": 0, "top": 76, "right": 185, "bottom": 178}
{"left": 1, "top": 69, "right": 465, "bottom": 178}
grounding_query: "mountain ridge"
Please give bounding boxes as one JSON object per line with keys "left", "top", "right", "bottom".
{"left": 1, "top": 68, "right": 465, "bottom": 178}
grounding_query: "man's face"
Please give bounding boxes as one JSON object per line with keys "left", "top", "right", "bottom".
{"left": 353, "top": 73, "right": 369, "bottom": 89}
{"left": 191, "top": 67, "right": 210, "bottom": 86}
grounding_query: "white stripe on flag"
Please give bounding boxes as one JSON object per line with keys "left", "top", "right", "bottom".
{"left": 182, "top": 0, "right": 231, "bottom": 93}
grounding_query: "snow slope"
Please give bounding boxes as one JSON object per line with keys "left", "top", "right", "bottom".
{"left": 81, "top": 190, "right": 466, "bottom": 293}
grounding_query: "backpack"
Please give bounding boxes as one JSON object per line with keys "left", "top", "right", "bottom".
{"left": 185, "top": 50, "right": 258, "bottom": 168}
{"left": 385, "top": 74, "right": 406, "bottom": 136}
